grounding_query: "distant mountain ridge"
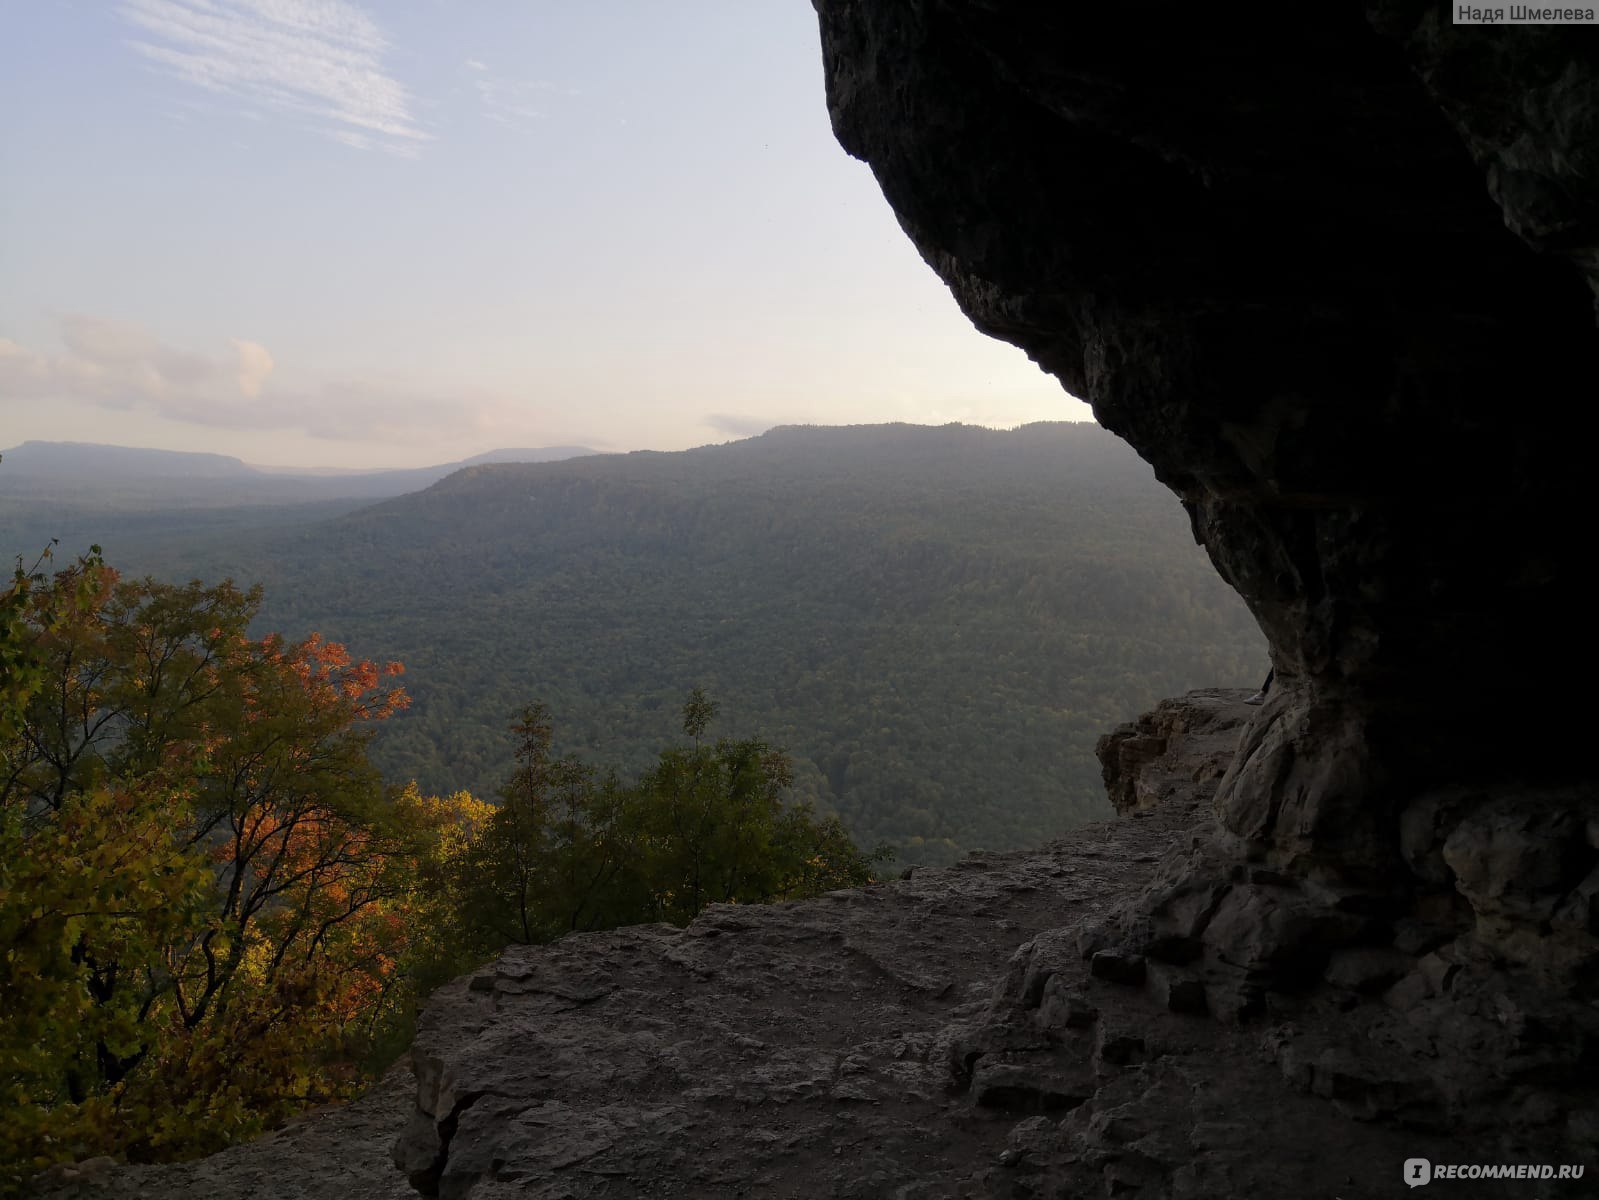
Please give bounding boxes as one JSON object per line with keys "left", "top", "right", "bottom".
{"left": 1, "top": 441, "right": 256, "bottom": 480}
{"left": 0, "top": 440, "right": 603, "bottom": 505}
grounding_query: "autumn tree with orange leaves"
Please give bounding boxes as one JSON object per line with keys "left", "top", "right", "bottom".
{"left": 1, "top": 559, "right": 881, "bottom": 1187}
{"left": 0, "top": 558, "right": 458, "bottom": 1178}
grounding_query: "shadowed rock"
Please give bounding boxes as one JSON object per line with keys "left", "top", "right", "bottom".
{"left": 36, "top": 693, "right": 1593, "bottom": 1197}
{"left": 811, "top": 0, "right": 1598, "bottom": 1006}
{"left": 384, "top": 691, "right": 1592, "bottom": 1196}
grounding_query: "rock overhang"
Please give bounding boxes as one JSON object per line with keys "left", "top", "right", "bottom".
{"left": 812, "top": 0, "right": 1597, "bottom": 902}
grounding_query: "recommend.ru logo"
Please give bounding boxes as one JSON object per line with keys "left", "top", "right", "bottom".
{"left": 1403, "top": 1156, "right": 1587, "bottom": 1185}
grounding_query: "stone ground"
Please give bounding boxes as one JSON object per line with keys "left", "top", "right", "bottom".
{"left": 32, "top": 1060, "right": 417, "bottom": 1200}
{"left": 34, "top": 690, "right": 1595, "bottom": 1199}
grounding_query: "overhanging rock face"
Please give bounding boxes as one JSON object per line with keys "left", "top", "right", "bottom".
{"left": 813, "top": 1, "right": 1597, "bottom": 985}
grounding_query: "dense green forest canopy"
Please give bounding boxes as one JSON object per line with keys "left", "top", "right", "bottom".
{"left": 3, "top": 422, "right": 1266, "bottom": 865}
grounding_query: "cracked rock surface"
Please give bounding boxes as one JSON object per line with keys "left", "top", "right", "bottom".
{"left": 389, "top": 715, "right": 1220, "bottom": 1200}
{"left": 392, "top": 688, "right": 1596, "bottom": 1198}
{"left": 36, "top": 691, "right": 1596, "bottom": 1198}
{"left": 31, "top": 1059, "right": 417, "bottom": 1200}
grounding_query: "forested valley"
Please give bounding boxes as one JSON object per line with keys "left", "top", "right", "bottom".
{"left": 7, "top": 422, "right": 1265, "bottom": 866}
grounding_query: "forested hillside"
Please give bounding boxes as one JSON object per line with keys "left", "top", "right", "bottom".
{"left": 72, "top": 422, "right": 1263, "bottom": 865}
{"left": 0, "top": 442, "right": 602, "bottom": 594}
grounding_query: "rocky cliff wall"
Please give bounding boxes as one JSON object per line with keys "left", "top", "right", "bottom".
{"left": 812, "top": 0, "right": 1597, "bottom": 1018}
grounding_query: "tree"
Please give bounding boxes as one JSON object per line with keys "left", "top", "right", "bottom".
{"left": 452, "top": 692, "right": 890, "bottom": 948}
{"left": 380, "top": 783, "right": 495, "bottom": 1001}
{"left": 629, "top": 693, "right": 888, "bottom": 923}
{"left": 450, "top": 704, "right": 636, "bottom": 950}
{"left": 0, "top": 560, "right": 433, "bottom": 1176}
{"left": 0, "top": 777, "right": 209, "bottom": 1177}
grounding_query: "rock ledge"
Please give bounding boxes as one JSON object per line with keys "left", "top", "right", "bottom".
{"left": 39, "top": 691, "right": 1594, "bottom": 1199}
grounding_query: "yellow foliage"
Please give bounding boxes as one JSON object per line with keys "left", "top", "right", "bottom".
{"left": 1, "top": 566, "right": 488, "bottom": 1189}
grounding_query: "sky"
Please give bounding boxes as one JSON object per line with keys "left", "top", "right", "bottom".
{"left": 0, "top": 1, "right": 1091, "bottom": 469}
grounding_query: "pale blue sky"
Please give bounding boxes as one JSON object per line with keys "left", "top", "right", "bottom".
{"left": 1, "top": 1, "right": 1089, "bottom": 468}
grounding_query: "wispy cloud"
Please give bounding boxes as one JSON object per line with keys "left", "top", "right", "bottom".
{"left": 475, "top": 78, "right": 550, "bottom": 128}
{"left": 118, "top": 0, "right": 430, "bottom": 155}
{"left": 0, "top": 316, "right": 557, "bottom": 447}
{"left": 463, "top": 59, "right": 573, "bottom": 130}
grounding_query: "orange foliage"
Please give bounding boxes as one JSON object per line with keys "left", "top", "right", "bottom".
{"left": 1, "top": 567, "right": 470, "bottom": 1173}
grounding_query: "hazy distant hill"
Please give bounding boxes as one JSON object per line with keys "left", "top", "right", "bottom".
{"left": 0, "top": 440, "right": 603, "bottom": 563}
{"left": 0, "top": 440, "right": 602, "bottom": 505}
{"left": 103, "top": 422, "right": 1265, "bottom": 865}
{"left": 0, "top": 441, "right": 254, "bottom": 481}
